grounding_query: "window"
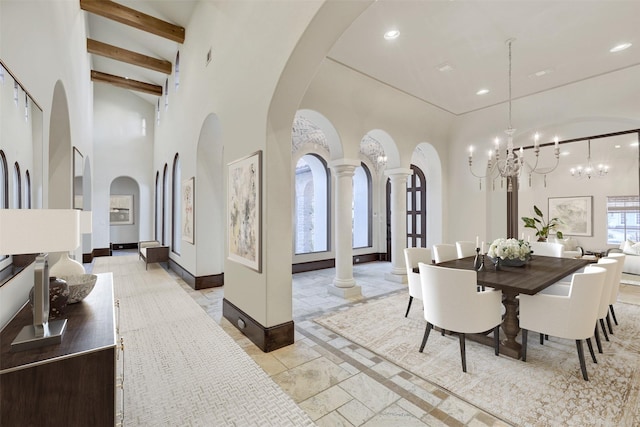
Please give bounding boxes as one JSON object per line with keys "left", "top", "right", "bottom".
{"left": 13, "top": 162, "right": 21, "bottom": 209}
{"left": 171, "top": 154, "right": 181, "bottom": 254}
{"left": 164, "top": 79, "right": 169, "bottom": 111}
{"left": 13, "top": 81, "right": 19, "bottom": 107}
{"left": 24, "top": 92, "right": 29, "bottom": 122}
{"left": 607, "top": 195, "right": 640, "bottom": 244}
{"left": 24, "top": 170, "right": 31, "bottom": 209}
{"left": 353, "top": 163, "right": 372, "bottom": 248}
{"left": 0, "top": 151, "right": 8, "bottom": 262}
{"left": 407, "top": 164, "right": 427, "bottom": 248}
{"left": 0, "top": 63, "right": 5, "bottom": 84}
{"left": 155, "top": 172, "right": 161, "bottom": 241}
{"left": 174, "top": 51, "right": 180, "bottom": 91}
{"left": 156, "top": 99, "right": 160, "bottom": 125}
{"left": 142, "top": 118, "right": 147, "bottom": 136}
{"left": 294, "top": 154, "right": 329, "bottom": 254}
{"left": 162, "top": 164, "right": 169, "bottom": 245}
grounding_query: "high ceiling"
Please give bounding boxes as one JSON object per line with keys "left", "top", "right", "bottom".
{"left": 85, "top": 0, "right": 640, "bottom": 116}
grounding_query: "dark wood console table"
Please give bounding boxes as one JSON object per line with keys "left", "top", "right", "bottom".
{"left": 1, "top": 272, "right": 116, "bottom": 426}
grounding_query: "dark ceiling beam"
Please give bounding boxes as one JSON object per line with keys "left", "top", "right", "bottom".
{"left": 91, "top": 70, "right": 162, "bottom": 96}
{"left": 87, "top": 39, "right": 172, "bottom": 74}
{"left": 80, "top": 0, "right": 185, "bottom": 44}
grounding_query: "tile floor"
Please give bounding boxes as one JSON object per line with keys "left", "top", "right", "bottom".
{"left": 105, "top": 252, "right": 640, "bottom": 426}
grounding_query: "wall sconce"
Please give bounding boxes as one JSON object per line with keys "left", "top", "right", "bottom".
{"left": 0, "top": 209, "right": 80, "bottom": 351}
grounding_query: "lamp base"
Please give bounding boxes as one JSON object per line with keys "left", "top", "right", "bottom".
{"left": 10, "top": 319, "right": 67, "bottom": 352}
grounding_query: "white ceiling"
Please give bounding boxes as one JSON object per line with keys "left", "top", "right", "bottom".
{"left": 86, "top": 1, "right": 640, "bottom": 115}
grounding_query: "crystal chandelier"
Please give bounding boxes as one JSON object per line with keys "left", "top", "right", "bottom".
{"left": 570, "top": 139, "right": 608, "bottom": 179}
{"left": 468, "top": 39, "right": 560, "bottom": 191}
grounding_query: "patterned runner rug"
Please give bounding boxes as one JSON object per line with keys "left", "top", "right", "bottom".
{"left": 316, "top": 292, "right": 640, "bottom": 426}
{"left": 93, "top": 255, "right": 313, "bottom": 427}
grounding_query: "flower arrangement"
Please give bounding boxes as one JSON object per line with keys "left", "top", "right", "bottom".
{"left": 487, "top": 238, "right": 531, "bottom": 261}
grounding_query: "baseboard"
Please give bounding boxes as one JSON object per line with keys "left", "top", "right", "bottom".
{"left": 292, "top": 253, "right": 385, "bottom": 274}
{"left": 168, "top": 259, "right": 224, "bottom": 290}
{"left": 82, "top": 253, "right": 93, "bottom": 264}
{"left": 110, "top": 242, "right": 138, "bottom": 251}
{"left": 222, "top": 298, "right": 294, "bottom": 352}
{"left": 93, "top": 248, "right": 111, "bottom": 257}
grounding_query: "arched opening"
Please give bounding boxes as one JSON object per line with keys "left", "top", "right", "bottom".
{"left": 13, "top": 162, "right": 21, "bottom": 208}
{"left": 172, "top": 153, "right": 181, "bottom": 255}
{"left": 294, "top": 153, "right": 329, "bottom": 254}
{"left": 353, "top": 163, "right": 371, "bottom": 248}
{"left": 406, "top": 164, "right": 427, "bottom": 248}
{"left": 162, "top": 164, "right": 169, "bottom": 245}
{"left": 48, "top": 80, "right": 72, "bottom": 208}
{"left": 109, "top": 176, "right": 140, "bottom": 247}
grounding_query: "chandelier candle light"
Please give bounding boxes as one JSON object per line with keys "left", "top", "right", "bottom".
{"left": 468, "top": 39, "right": 560, "bottom": 191}
{"left": 570, "top": 139, "right": 609, "bottom": 179}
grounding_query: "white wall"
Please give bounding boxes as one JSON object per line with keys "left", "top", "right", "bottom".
{"left": 93, "top": 84, "right": 154, "bottom": 249}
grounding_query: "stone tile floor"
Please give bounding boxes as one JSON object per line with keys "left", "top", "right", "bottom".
{"left": 176, "top": 261, "right": 512, "bottom": 427}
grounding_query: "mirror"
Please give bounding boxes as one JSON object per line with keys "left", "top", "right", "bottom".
{"left": 73, "top": 147, "right": 83, "bottom": 209}
{"left": 0, "top": 59, "right": 44, "bottom": 286}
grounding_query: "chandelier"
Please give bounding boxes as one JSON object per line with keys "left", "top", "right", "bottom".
{"left": 570, "top": 139, "right": 608, "bottom": 179}
{"left": 468, "top": 39, "right": 560, "bottom": 191}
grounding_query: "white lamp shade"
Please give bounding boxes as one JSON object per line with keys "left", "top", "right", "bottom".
{"left": 0, "top": 209, "right": 80, "bottom": 255}
{"left": 80, "top": 210, "right": 92, "bottom": 234}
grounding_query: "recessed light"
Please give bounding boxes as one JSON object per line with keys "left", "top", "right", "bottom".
{"left": 384, "top": 30, "right": 400, "bottom": 40}
{"left": 436, "top": 63, "right": 454, "bottom": 72}
{"left": 476, "top": 88, "right": 489, "bottom": 95}
{"left": 561, "top": 151, "right": 570, "bottom": 156}
{"left": 614, "top": 144, "right": 621, "bottom": 149}
{"left": 529, "top": 68, "right": 554, "bottom": 78}
{"left": 610, "top": 42, "right": 632, "bottom": 53}
{"left": 631, "top": 142, "right": 639, "bottom": 147}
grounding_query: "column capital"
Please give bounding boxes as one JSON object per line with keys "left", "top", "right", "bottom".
{"left": 329, "top": 159, "right": 360, "bottom": 175}
{"left": 384, "top": 167, "right": 413, "bottom": 177}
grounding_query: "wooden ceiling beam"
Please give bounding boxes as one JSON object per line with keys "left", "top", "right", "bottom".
{"left": 91, "top": 70, "right": 162, "bottom": 96}
{"left": 87, "top": 39, "right": 172, "bottom": 74}
{"left": 80, "top": 0, "right": 185, "bottom": 43}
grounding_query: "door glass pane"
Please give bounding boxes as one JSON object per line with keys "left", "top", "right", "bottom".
{"left": 407, "top": 215, "right": 412, "bottom": 233}
{"left": 416, "top": 215, "right": 421, "bottom": 234}
{"left": 416, "top": 191, "right": 421, "bottom": 208}
{"left": 416, "top": 237, "right": 421, "bottom": 247}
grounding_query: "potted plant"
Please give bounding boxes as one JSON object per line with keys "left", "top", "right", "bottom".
{"left": 521, "top": 205, "right": 563, "bottom": 241}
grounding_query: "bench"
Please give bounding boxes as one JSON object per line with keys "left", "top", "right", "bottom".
{"left": 138, "top": 240, "right": 169, "bottom": 270}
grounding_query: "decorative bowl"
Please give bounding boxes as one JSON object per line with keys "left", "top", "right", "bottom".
{"left": 60, "top": 274, "right": 98, "bottom": 303}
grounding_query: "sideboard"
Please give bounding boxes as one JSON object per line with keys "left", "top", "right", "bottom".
{"left": 1, "top": 272, "right": 117, "bottom": 426}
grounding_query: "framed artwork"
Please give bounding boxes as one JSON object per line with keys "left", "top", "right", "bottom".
{"left": 227, "top": 150, "right": 262, "bottom": 272}
{"left": 182, "top": 177, "right": 195, "bottom": 244}
{"left": 548, "top": 196, "right": 593, "bottom": 236}
{"left": 110, "top": 195, "right": 134, "bottom": 225}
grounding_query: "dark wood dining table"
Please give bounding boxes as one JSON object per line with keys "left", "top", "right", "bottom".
{"left": 418, "top": 255, "right": 590, "bottom": 359}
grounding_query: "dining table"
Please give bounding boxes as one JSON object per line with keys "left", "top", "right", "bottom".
{"left": 419, "top": 255, "right": 590, "bottom": 359}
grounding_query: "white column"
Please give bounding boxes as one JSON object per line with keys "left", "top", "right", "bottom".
{"left": 385, "top": 168, "right": 413, "bottom": 283}
{"left": 328, "top": 160, "right": 361, "bottom": 298}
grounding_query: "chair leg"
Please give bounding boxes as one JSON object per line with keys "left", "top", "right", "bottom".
{"left": 539, "top": 333, "right": 544, "bottom": 345}
{"left": 576, "top": 340, "right": 589, "bottom": 381}
{"left": 594, "top": 324, "right": 603, "bottom": 354}
{"left": 522, "top": 329, "right": 528, "bottom": 362}
{"left": 419, "top": 322, "right": 433, "bottom": 353}
{"left": 599, "top": 319, "right": 609, "bottom": 342}
{"left": 405, "top": 296, "right": 413, "bottom": 318}
{"left": 610, "top": 304, "right": 618, "bottom": 326}
{"left": 586, "top": 338, "right": 597, "bottom": 364}
{"left": 605, "top": 313, "right": 614, "bottom": 335}
{"left": 459, "top": 333, "right": 467, "bottom": 373}
{"left": 493, "top": 325, "right": 500, "bottom": 356}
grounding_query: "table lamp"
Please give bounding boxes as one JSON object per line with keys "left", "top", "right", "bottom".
{"left": 0, "top": 209, "right": 80, "bottom": 351}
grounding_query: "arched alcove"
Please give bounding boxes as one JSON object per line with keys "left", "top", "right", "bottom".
{"left": 48, "top": 80, "right": 72, "bottom": 208}
{"left": 82, "top": 157, "right": 93, "bottom": 254}
{"left": 109, "top": 176, "right": 140, "bottom": 246}
{"left": 195, "top": 113, "right": 224, "bottom": 276}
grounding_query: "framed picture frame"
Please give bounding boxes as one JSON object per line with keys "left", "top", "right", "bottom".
{"left": 110, "top": 195, "right": 134, "bottom": 225}
{"left": 227, "top": 150, "right": 262, "bottom": 272}
{"left": 182, "top": 177, "right": 195, "bottom": 244}
{"left": 548, "top": 196, "right": 593, "bottom": 236}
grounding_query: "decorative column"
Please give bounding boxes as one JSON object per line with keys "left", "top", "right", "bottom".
{"left": 328, "top": 160, "right": 362, "bottom": 298}
{"left": 385, "top": 168, "right": 413, "bottom": 283}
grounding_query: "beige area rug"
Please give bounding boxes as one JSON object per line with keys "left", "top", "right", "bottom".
{"left": 621, "top": 273, "right": 640, "bottom": 286}
{"left": 92, "top": 255, "right": 313, "bottom": 427}
{"left": 316, "top": 292, "right": 640, "bottom": 427}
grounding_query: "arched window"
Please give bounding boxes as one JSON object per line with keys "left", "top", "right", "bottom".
{"left": 162, "top": 164, "right": 169, "bottom": 245}
{"left": 164, "top": 79, "right": 169, "bottom": 111}
{"left": 155, "top": 171, "right": 161, "bottom": 241}
{"left": 174, "top": 51, "right": 180, "bottom": 91}
{"left": 13, "top": 162, "right": 21, "bottom": 208}
{"left": 0, "top": 152, "right": 8, "bottom": 262}
{"left": 156, "top": 99, "right": 160, "bottom": 125}
{"left": 353, "top": 163, "right": 372, "bottom": 248}
{"left": 171, "top": 154, "right": 181, "bottom": 254}
{"left": 407, "top": 164, "right": 427, "bottom": 248}
{"left": 294, "top": 154, "right": 329, "bottom": 254}
{"left": 24, "top": 170, "right": 31, "bottom": 209}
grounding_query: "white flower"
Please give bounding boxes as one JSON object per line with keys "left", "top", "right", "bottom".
{"left": 487, "top": 238, "right": 531, "bottom": 260}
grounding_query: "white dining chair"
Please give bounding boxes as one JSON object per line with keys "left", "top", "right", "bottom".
{"left": 519, "top": 266, "right": 606, "bottom": 381}
{"left": 456, "top": 241, "right": 476, "bottom": 258}
{"left": 417, "top": 263, "right": 502, "bottom": 373}
{"left": 530, "top": 241, "right": 564, "bottom": 258}
{"left": 403, "top": 247, "right": 432, "bottom": 317}
{"left": 433, "top": 244, "right": 458, "bottom": 263}
{"left": 604, "top": 252, "right": 626, "bottom": 327}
